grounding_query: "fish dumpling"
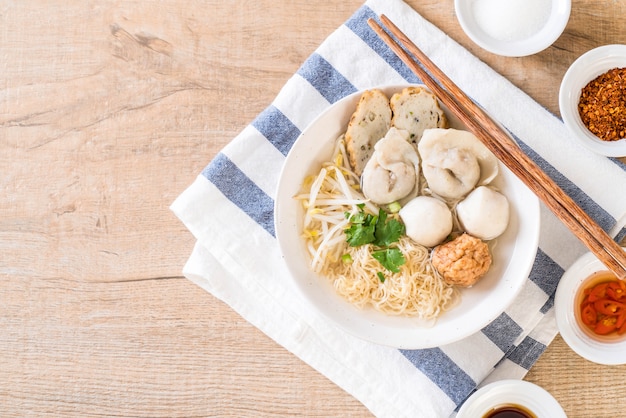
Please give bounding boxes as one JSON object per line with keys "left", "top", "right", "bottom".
{"left": 421, "top": 147, "right": 480, "bottom": 199}
{"left": 456, "top": 186, "right": 510, "bottom": 240}
{"left": 361, "top": 128, "right": 420, "bottom": 205}
{"left": 399, "top": 196, "right": 452, "bottom": 247}
{"left": 418, "top": 128, "right": 499, "bottom": 199}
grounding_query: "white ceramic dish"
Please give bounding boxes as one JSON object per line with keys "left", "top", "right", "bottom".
{"left": 559, "top": 44, "right": 626, "bottom": 157}
{"left": 457, "top": 379, "right": 567, "bottom": 417}
{"left": 274, "top": 84, "right": 540, "bottom": 349}
{"left": 555, "top": 249, "right": 626, "bottom": 365}
{"left": 454, "top": 0, "right": 571, "bottom": 57}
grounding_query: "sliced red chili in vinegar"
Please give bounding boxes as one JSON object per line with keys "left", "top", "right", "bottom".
{"left": 579, "top": 277, "right": 626, "bottom": 337}
{"left": 606, "top": 281, "right": 626, "bottom": 301}
{"left": 595, "top": 316, "right": 618, "bottom": 335}
{"left": 593, "top": 299, "right": 625, "bottom": 316}
{"left": 580, "top": 303, "right": 598, "bottom": 326}
{"left": 587, "top": 283, "right": 609, "bottom": 302}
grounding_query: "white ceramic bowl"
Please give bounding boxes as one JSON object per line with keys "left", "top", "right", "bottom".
{"left": 457, "top": 379, "right": 566, "bottom": 417}
{"left": 454, "top": 0, "right": 571, "bottom": 57}
{"left": 559, "top": 44, "right": 626, "bottom": 157}
{"left": 274, "top": 84, "right": 540, "bottom": 349}
{"left": 555, "top": 249, "right": 626, "bottom": 365}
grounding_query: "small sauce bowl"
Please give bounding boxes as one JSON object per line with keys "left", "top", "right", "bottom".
{"left": 457, "top": 379, "right": 566, "bottom": 418}
{"left": 454, "top": 0, "right": 571, "bottom": 57}
{"left": 559, "top": 44, "right": 626, "bottom": 157}
{"left": 555, "top": 249, "right": 626, "bottom": 365}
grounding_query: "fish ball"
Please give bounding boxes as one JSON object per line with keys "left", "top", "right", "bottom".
{"left": 457, "top": 186, "right": 509, "bottom": 240}
{"left": 400, "top": 196, "right": 453, "bottom": 247}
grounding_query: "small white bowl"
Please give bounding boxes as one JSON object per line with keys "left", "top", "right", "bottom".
{"left": 454, "top": 0, "right": 571, "bottom": 57}
{"left": 457, "top": 379, "right": 566, "bottom": 418}
{"left": 555, "top": 249, "right": 626, "bottom": 365}
{"left": 559, "top": 44, "right": 626, "bottom": 157}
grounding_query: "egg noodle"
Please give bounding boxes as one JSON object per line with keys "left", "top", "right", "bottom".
{"left": 295, "top": 136, "right": 459, "bottom": 318}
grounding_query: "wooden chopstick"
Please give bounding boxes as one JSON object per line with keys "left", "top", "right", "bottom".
{"left": 368, "top": 15, "right": 626, "bottom": 280}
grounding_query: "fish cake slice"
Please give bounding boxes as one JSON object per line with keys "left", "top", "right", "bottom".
{"left": 345, "top": 89, "right": 392, "bottom": 176}
{"left": 390, "top": 86, "right": 447, "bottom": 147}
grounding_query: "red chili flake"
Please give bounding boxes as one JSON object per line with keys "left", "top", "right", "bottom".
{"left": 578, "top": 67, "right": 626, "bottom": 142}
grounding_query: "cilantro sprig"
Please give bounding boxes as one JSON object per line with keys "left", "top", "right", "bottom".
{"left": 372, "top": 248, "right": 405, "bottom": 273}
{"left": 373, "top": 209, "right": 405, "bottom": 247}
{"left": 344, "top": 206, "right": 377, "bottom": 247}
{"left": 343, "top": 205, "right": 406, "bottom": 279}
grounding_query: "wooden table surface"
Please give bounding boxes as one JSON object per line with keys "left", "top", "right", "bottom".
{"left": 2, "top": 1, "right": 625, "bottom": 416}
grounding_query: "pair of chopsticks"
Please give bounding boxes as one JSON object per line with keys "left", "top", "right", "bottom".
{"left": 368, "top": 15, "right": 626, "bottom": 280}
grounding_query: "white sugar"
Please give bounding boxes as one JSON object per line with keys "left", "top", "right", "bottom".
{"left": 472, "top": 0, "right": 552, "bottom": 42}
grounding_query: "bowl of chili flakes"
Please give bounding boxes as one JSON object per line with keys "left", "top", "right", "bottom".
{"left": 559, "top": 44, "right": 626, "bottom": 157}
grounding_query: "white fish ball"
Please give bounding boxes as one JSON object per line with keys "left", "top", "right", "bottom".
{"left": 399, "top": 196, "right": 453, "bottom": 247}
{"left": 457, "top": 186, "right": 510, "bottom": 240}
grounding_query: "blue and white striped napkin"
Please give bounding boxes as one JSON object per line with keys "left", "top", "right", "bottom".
{"left": 171, "top": 0, "right": 626, "bottom": 416}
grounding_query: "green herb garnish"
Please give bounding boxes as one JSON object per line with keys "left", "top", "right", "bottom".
{"left": 344, "top": 206, "right": 406, "bottom": 273}
{"left": 373, "top": 209, "right": 404, "bottom": 247}
{"left": 372, "top": 248, "right": 406, "bottom": 273}
{"left": 341, "top": 253, "right": 353, "bottom": 264}
{"left": 387, "top": 201, "right": 402, "bottom": 214}
{"left": 344, "top": 209, "right": 377, "bottom": 247}
{"left": 345, "top": 207, "right": 404, "bottom": 247}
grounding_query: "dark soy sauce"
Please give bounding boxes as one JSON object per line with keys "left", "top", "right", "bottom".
{"left": 483, "top": 404, "right": 536, "bottom": 418}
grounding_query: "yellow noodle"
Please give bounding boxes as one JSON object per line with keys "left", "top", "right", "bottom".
{"left": 296, "top": 137, "right": 459, "bottom": 319}
{"left": 326, "top": 237, "right": 458, "bottom": 318}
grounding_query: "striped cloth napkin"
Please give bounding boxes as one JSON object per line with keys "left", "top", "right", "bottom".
{"left": 171, "top": 0, "right": 626, "bottom": 416}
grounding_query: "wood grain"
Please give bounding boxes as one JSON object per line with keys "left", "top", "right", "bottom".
{"left": 1, "top": 1, "right": 625, "bottom": 417}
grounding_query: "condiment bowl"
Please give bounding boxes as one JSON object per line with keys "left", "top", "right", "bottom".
{"left": 457, "top": 379, "right": 566, "bottom": 418}
{"left": 559, "top": 44, "right": 626, "bottom": 157}
{"left": 554, "top": 248, "right": 626, "bottom": 365}
{"left": 454, "top": 0, "right": 571, "bottom": 57}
